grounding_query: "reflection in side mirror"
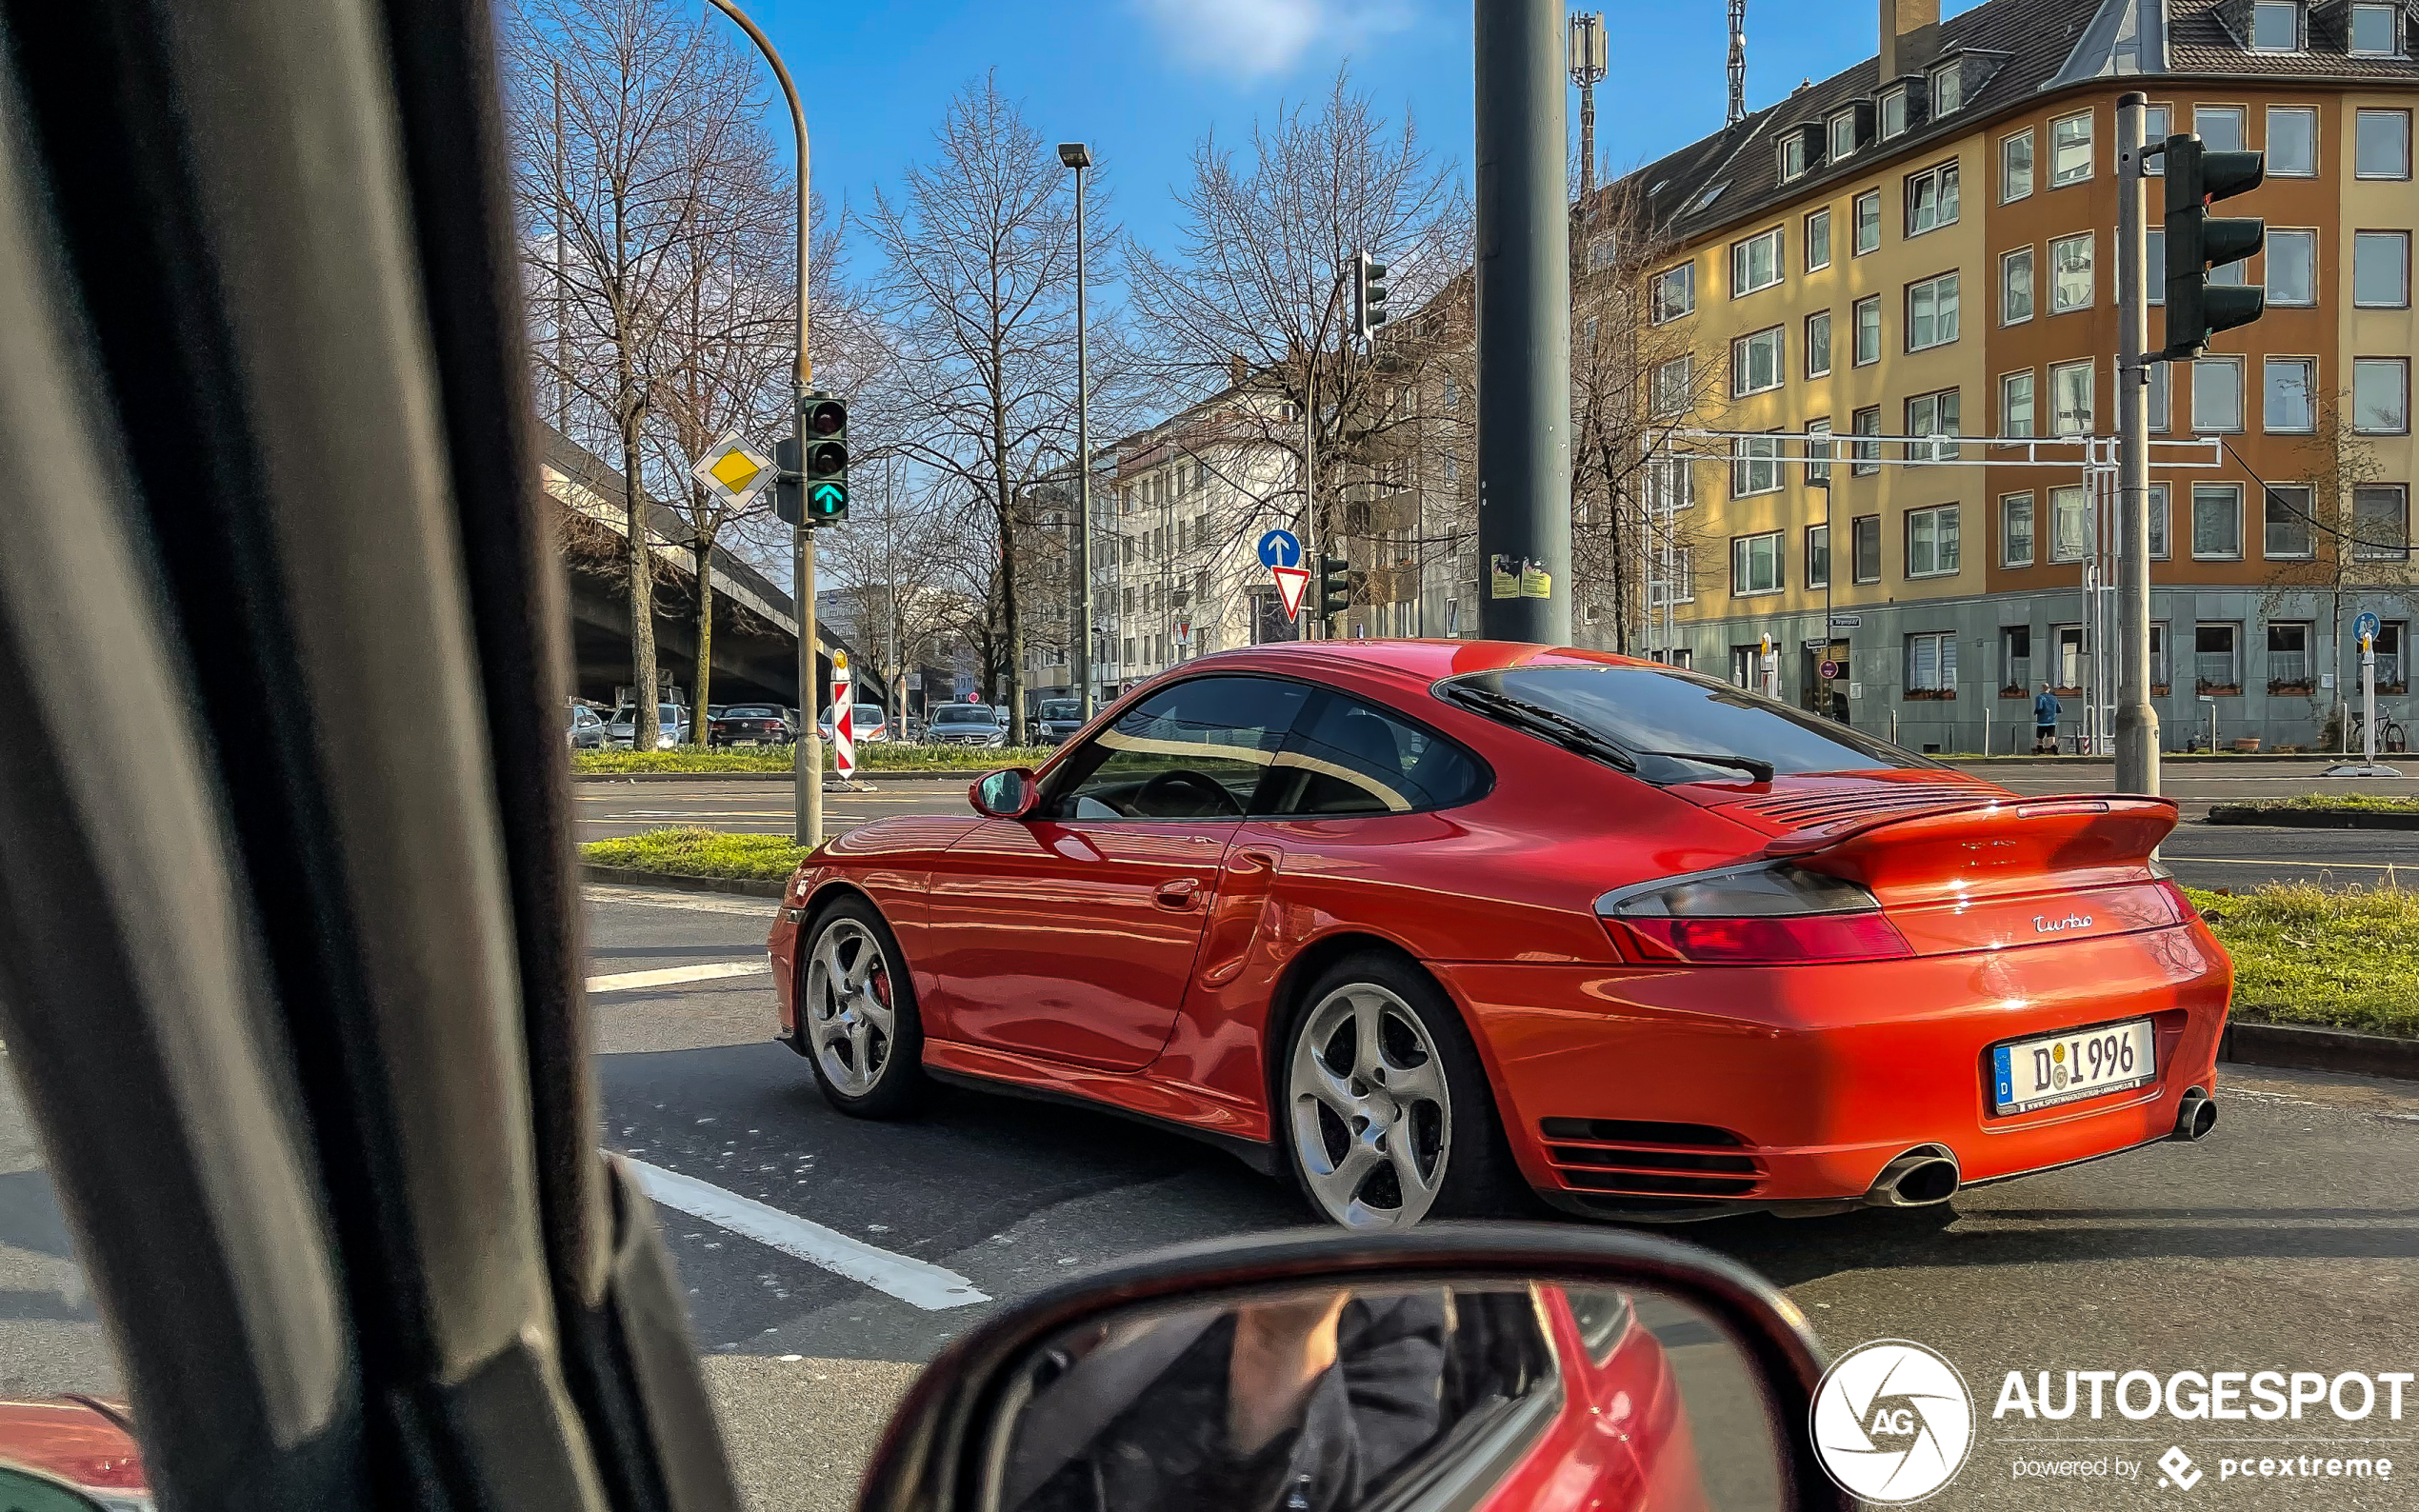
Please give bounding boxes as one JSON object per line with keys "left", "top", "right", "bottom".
{"left": 858, "top": 1227, "right": 1842, "bottom": 1512}
{"left": 970, "top": 766, "right": 1040, "bottom": 820}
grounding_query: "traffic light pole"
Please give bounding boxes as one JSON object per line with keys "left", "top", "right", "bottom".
{"left": 706, "top": 0, "right": 819, "bottom": 846}
{"left": 1474, "top": 0, "right": 1572, "bottom": 645}
{"left": 2115, "top": 92, "right": 2161, "bottom": 796}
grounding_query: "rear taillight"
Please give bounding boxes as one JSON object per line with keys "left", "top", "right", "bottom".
{"left": 1596, "top": 864, "right": 1912, "bottom": 965}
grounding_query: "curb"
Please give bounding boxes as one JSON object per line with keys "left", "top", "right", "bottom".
{"left": 2222, "top": 1020, "right": 2419, "bottom": 1081}
{"left": 580, "top": 864, "right": 787, "bottom": 899}
{"left": 2204, "top": 804, "right": 2419, "bottom": 829}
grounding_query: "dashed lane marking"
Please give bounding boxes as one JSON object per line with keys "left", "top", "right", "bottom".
{"left": 588, "top": 961, "right": 770, "bottom": 993}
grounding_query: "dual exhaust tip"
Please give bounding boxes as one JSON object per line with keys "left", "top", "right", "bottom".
{"left": 1866, "top": 1090, "right": 2216, "bottom": 1209}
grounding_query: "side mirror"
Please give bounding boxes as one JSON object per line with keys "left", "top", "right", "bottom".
{"left": 970, "top": 766, "right": 1041, "bottom": 820}
{"left": 856, "top": 1224, "right": 1847, "bottom": 1512}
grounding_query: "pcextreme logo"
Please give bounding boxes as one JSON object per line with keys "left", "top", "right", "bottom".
{"left": 1811, "top": 1340, "right": 1976, "bottom": 1503}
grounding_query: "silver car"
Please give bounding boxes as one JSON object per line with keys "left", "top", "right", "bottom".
{"left": 926, "top": 702, "right": 1005, "bottom": 747}
{"left": 605, "top": 703, "right": 690, "bottom": 750}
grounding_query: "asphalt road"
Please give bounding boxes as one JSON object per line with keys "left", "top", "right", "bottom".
{"left": 5, "top": 882, "right": 2415, "bottom": 1512}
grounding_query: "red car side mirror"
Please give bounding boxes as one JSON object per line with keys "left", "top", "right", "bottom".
{"left": 970, "top": 766, "right": 1042, "bottom": 820}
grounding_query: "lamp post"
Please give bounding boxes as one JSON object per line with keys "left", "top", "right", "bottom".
{"left": 1057, "top": 142, "right": 1096, "bottom": 720}
{"left": 705, "top": 0, "right": 819, "bottom": 846}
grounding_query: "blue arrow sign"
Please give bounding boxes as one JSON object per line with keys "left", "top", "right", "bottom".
{"left": 1257, "top": 528, "right": 1302, "bottom": 568}
{"left": 2355, "top": 611, "right": 2382, "bottom": 644}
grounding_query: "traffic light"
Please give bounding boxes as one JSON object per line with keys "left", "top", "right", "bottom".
{"left": 2162, "top": 134, "right": 2266, "bottom": 359}
{"left": 801, "top": 394, "right": 850, "bottom": 525}
{"left": 772, "top": 436, "right": 803, "bottom": 526}
{"left": 1350, "top": 251, "right": 1389, "bottom": 343}
{"left": 1317, "top": 552, "right": 1351, "bottom": 617}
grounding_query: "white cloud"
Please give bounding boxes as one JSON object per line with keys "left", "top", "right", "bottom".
{"left": 1135, "top": 0, "right": 1412, "bottom": 81}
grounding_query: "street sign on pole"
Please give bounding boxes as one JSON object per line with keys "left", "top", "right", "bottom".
{"left": 2355, "top": 610, "right": 2382, "bottom": 644}
{"left": 1829, "top": 614, "right": 1862, "bottom": 628}
{"left": 1174, "top": 619, "right": 1192, "bottom": 647}
{"left": 1270, "top": 564, "right": 1310, "bottom": 621}
{"left": 1256, "top": 528, "right": 1303, "bottom": 569}
{"left": 691, "top": 432, "right": 776, "bottom": 510}
{"left": 1820, "top": 659, "right": 1842, "bottom": 681}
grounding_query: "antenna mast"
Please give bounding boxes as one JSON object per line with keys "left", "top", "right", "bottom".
{"left": 1727, "top": 0, "right": 1748, "bottom": 126}
{"left": 1569, "top": 12, "right": 1608, "bottom": 198}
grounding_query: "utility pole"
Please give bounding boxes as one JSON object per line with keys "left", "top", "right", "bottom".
{"left": 2114, "top": 91, "right": 2161, "bottom": 796}
{"left": 1727, "top": 0, "right": 1748, "bottom": 127}
{"left": 1058, "top": 144, "right": 1097, "bottom": 718}
{"left": 1475, "top": 0, "right": 1572, "bottom": 645}
{"left": 706, "top": 0, "right": 819, "bottom": 846}
{"left": 1569, "top": 12, "right": 1606, "bottom": 199}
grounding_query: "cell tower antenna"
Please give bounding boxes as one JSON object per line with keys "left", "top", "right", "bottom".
{"left": 1727, "top": 0, "right": 1747, "bottom": 126}
{"left": 1569, "top": 12, "right": 1608, "bottom": 198}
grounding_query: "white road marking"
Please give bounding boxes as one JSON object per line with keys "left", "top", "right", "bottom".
{"left": 588, "top": 961, "right": 770, "bottom": 993}
{"left": 583, "top": 886, "right": 779, "bottom": 918}
{"left": 624, "top": 1157, "right": 989, "bottom": 1310}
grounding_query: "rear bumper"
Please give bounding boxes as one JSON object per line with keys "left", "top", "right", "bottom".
{"left": 1436, "top": 923, "right": 2230, "bottom": 1216}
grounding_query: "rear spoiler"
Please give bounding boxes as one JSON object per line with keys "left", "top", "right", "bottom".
{"left": 1762, "top": 794, "right": 2180, "bottom": 898}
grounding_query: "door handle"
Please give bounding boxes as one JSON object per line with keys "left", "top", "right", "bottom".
{"left": 1153, "top": 877, "right": 1202, "bottom": 910}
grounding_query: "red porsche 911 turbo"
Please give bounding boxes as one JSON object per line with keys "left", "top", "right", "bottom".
{"left": 768, "top": 640, "right": 2231, "bottom": 1230}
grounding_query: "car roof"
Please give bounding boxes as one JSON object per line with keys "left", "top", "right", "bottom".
{"left": 1175, "top": 639, "right": 1649, "bottom": 695}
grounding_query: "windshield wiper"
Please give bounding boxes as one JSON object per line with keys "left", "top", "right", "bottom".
{"left": 1443, "top": 685, "right": 1639, "bottom": 772}
{"left": 1634, "top": 750, "right": 1775, "bottom": 784}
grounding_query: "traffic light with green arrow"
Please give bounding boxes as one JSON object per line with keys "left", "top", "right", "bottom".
{"left": 802, "top": 394, "right": 850, "bottom": 525}
{"left": 1316, "top": 552, "right": 1351, "bottom": 617}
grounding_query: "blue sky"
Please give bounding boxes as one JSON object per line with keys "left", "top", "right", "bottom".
{"left": 736, "top": 0, "right": 1986, "bottom": 263}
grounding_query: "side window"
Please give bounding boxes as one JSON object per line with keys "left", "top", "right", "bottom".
{"left": 1268, "top": 692, "right": 1488, "bottom": 817}
{"left": 1049, "top": 676, "right": 1305, "bottom": 820}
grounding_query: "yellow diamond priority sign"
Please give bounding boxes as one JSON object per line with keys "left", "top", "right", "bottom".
{"left": 690, "top": 432, "right": 777, "bottom": 510}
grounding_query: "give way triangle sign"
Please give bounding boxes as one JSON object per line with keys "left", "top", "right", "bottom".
{"left": 1270, "top": 563, "right": 1310, "bottom": 621}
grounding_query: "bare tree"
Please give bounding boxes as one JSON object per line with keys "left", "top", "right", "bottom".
{"left": 865, "top": 73, "right": 1090, "bottom": 743}
{"left": 507, "top": 0, "right": 773, "bottom": 746}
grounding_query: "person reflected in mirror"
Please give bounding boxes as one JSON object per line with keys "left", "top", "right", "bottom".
{"left": 1003, "top": 1289, "right": 1449, "bottom": 1512}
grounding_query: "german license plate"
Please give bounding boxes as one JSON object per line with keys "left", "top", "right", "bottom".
{"left": 1991, "top": 1019, "right": 2156, "bottom": 1115}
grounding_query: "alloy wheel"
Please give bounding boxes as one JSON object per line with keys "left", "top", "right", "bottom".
{"left": 805, "top": 917, "right": 895, "bottom": 1098}
{"left": 1288, "top": 983, "right": 1452, "bottom": 1228}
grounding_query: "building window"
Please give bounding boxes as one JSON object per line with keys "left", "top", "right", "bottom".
{"left": 1807, "top": 524, "right": 1831, "bottom": 587}
{"left": 2194, "top": 105, "right": 2247, "bottom": 153}
{"left": 1780, "top": 133, "right": 1810, "bottom": 182}
{"left": 1906, "top": 272, "right": 1959, "bottom": 350}
{"left": 2146, "top": 229, "right": 2165, "bottom": 302}
{"left": 1807, "top": 309, "right": 1833, "bottom": 377}
{"left": 2002, "top": 370, "right": 2035, "bottom": 436}
{"left": 1907, "top": 631, "right": 1958, "bottom": 694}
{"left": 1732, "top": 326, "right": 1785, "bottom": 396}
{"left": 2355, "top": 358, "right": 2409, "bottom": 433}
{"left": 1731, "top": 228, "right": 1784, "bottom": 296}
{"left": 1851, "top": 407, "right": 1881, "bottom": 475}
{"left": 2268, "top": 622, "right": 2314, "bottom": 689}
{"left": 1807, "top": 208, "right": 1832, "bottom": 270}
{"left": 2357, "top": 109, "right": 2411, "bottom": 178}
{"left": 1650, "top": 263, "right": 1695, "bottom": 323}
{"left": 1853, "top": 190, "right": 1881, "bottom": 255}
{"left": 2268, "top": 229, "right": 2316, "bottom": 305}
{"left": 2001, "top": 247, "right": 2034, "bottom": 323}
{"left": 2143, "top": 105, "right": 2170, "bottom": 172}
{"left": 2001, "top": 625, "right": 2033, "bottom": 691}
{"left": 2352, "top": 2, "right": 2403, "bottom": 54}
{"left": 1907, "top": 388, "right": 1961, "bottom": 462}
{"left": 2353, "top": 484, "right": 2411, "bottom": 560}
{"left": 2051, "top": 110, "right": 2093, "bottom": 186}
{"left": 1829, "top": 109, "right": 1860, "bottom": 162}
{"left": 1644, "top": 448, "right": 1693, "bottom": 512}
{"left": 2148, "top": 359, "right": 2170, "bottom": 432}
{"left": 2250, "top": 0, "right": 2300, "bottom": 49}
{"left": 2267, "top": 106, "right": 2317, "bottom": 176}
{"left": 2002, "top": 492, "right": 2036, "bottom": 567}
{"left": 1731, "top": 434, "right": 1783, "bottom": 497}
{"left": 1932, "top": 62, "right": 1963, "bottom": 115}
{"left": 2192, "top": 483, "right": 2244, "bottom": 559}
{"left": 1652, "top": 355, "right": 1691, "bottom": 416}
{"left": 1853, "top": 295, "right": 1881, "bottom": 365}
{"left": 2001, "top": 128, "right": 2035, "bottom": 201}
{"left": 2195, "top": 623, "right": 2242, "bottom": 694}
{"left": 2050, "top": 486, "right": 2090, "bottom": 562}
{"left": 1852, "top": 514, "right": 1881, "bottom": 583}
{"left": 2355, "top": 230, "right": 2409, "bottom": 307}
{"left": 1881, "top": 86, "right": 1910, "bottom": 140}
{"left": 1807, "top": 418, "right": 1833, "bottom": 485}
{"left": 2148, "top": 483, "right": 2170, "bottom": 558}
{"left": 2050, "top": 232, "right": 2094, "bottom": 313}
{"left": 1906, "top": 504, "right": 1960, "bottom": 577}
{"left": 1731, "top": 530, "right": 1785, "bottom": 594}
{"left": 2264, "top": 483, "right": 2316, "bottom": 559}
{"left": 2051, "top": 360, "right": 2093, "bottom": 435}
{"left": 2264, "top": 358, "right": 2316, "bottom": 433}
{"left": 2192, "top": 357, "right": 2245, "bottom": 433}
{"left": 1905, "top": 161, "right": 1959, "bottom": 236}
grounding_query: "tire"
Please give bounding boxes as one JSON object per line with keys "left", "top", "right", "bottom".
{"left": 797, "top": 895, "right": 927, "bottom": 1118}
{"left": 1277, "top": 951, "right": 1520, "bottom": 1230}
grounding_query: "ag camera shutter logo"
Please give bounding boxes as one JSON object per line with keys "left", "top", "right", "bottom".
{"left": 1812, "top": 1339, "right": 1976, "bottom": 1502}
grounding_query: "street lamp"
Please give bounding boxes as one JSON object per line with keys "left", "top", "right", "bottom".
{"left": 1058, "top": 141, "right": 1097, "bottom": 721}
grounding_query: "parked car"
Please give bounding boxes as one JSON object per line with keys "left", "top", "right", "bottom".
{"left": 1034, "top": 697, "right": 1086, "bottom": 746}
{"left": 566, "top": 702, "right": 607, "bottom": 750}
{"left": 604, "top": 703, "right": 690, "bottom": 750}
{"left": 0, "top": 1396, "right": 148, "bottom": 1512}
{"left": 927, "top": 702, "right": 1006, "bottom": 747}
{"left": 816, "top": 703, "right": 891, "bottom": 745}
{"left": 709, "top": 704, "right": 791, "bottom": 747}
{"left": 770, "top": 640, "right": 2230, "bottom": 1231}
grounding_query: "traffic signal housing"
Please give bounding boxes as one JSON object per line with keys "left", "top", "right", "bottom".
{"left": 2162, "top": 134, "right": 2266, "bottom": 359}
{"left": 1350, "top": 251, "right": 1389, "bottom": 344}
{"left": 772, "top": 436, "right": 803, "bottom": 527}
{"left": 1316, "top": 552, "right": 1351, "bottom": 617}
{"left": 801, "top": 394, "right": 850, "bottom": 525}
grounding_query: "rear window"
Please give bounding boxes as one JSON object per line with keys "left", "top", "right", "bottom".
{"left": 725, "top": 706, "right": 778, "bottom": 718}
{"left": 1041, "top": 701, "right": 1079, "bottom": 720}
{"left": 1444, "top": 665, "right": 1934, "bottom": 784}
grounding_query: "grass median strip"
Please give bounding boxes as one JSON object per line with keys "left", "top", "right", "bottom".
{"left": 585, "top": 827, "right": 811, "bottom": 882}
{"left": 2205, "top": 793, "right": 2419, "bottom": 826}
{"left": 2188, "top": 885, "right": 2419, "bottom": 1039}
{"left": 575, "top": 745, "right": 1051, "bottom": 776}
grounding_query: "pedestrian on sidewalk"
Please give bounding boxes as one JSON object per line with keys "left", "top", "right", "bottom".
{"left": 2034, "top": 682, "right": 2062, "bottom": 755}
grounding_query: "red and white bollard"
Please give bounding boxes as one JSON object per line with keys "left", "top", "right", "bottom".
{"left": 831, "top": 658, "right": 855, "bottom": 782}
